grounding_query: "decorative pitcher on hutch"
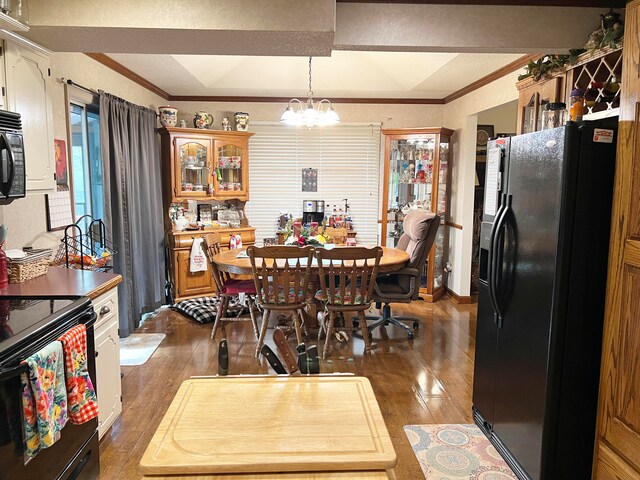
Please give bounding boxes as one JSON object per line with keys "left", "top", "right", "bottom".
{"left": 193, "top": 111, "right": 214, "bottom": 129}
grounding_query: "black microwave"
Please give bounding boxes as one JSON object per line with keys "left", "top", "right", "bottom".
{"left": 0, "top": 110, "right": 25, "bottom": 202}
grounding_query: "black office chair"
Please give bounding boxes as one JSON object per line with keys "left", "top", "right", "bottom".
{"left": 364, "top": 210, "right": 441, "bottom": 339}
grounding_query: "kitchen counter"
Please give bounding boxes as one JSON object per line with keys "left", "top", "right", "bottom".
{"left": 0, "top": 266, "right": 122, "bottom": 299}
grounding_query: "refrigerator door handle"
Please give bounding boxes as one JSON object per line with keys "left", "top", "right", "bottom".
{"left": 488, "top": 193, "right": 507, "bottom": 322}
{"left": 492, "top": 194, "right": 512, "bottom": 326}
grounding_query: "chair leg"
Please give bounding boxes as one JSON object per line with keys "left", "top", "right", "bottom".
{"left": 211, "top": 296, "right": 228, "bottom": 340}
{"left": 358, "top": 310, "right": 372, "bottom": 353}
{"left": 293, "top": 309, "right": 304, "bottom": 346}
{"left": 247, "top": 296, "right": 260, "bottom": 340}
{"left": 255, "top": 309, "right": 272, "bottom": 358}
{"left": 322, "top": 311, "right": 336, "bottom": 360}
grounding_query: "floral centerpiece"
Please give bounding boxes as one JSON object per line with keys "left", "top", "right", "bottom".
{"left": 280, "top": 219, "right": 332, "bottom": 246}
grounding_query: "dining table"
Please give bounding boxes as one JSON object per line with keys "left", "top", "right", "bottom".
{"left": 212, "top": 246, "right": 409, "bottom": 329}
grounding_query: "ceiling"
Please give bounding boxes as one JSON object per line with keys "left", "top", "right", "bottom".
{"left": 107, "top": 51, "right": 524, "bottom": 100}
{"left": 23, "top": 1, "right": 622, "bottom": 101}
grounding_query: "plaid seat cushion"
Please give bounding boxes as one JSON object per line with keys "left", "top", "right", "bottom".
{"left": 315, "top": 289, "right": 365, "bottom": 305}
{"left": 172, "top": 297, "right": 220, "bottom": 324}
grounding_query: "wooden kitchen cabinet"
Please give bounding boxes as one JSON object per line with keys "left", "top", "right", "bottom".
{"left": 3, "top": 38, "right": 55, "bottom": 193}
{"left": 167, "top": 227, "right": 256, "bottom": 302}
{"left": 593, "top": 2, "right": 640, "bottom": 478}
{"left": 92, "top": 286, "right": 122, "bottom": 439}
{"left": 159, "top": 127, "right": 254, "bottom": 202}
{"left": 516, "top": 45, "right": 623, "bottom": 135}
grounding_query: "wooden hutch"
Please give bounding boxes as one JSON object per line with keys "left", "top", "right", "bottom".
{"left": 159, "top": 127, "right": 256, "bottom": 302}
{"left": 516, "top": 44, "right": 622, "bottom": 134}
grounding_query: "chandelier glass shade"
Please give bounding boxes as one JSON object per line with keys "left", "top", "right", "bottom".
{"left": 280, "top": 57, "right": 340, "bottom": 127}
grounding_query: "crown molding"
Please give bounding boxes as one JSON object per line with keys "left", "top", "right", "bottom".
{"left": 85, "top": 52, "right": 539, "bottom": 106}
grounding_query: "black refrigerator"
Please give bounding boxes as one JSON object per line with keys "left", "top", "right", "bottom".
{"left": 472, "top": 118, "right": 617, "bottom": 480}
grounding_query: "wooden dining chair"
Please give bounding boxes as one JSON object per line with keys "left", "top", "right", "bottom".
{"left": 203, "top": 234, "right": 259, "bottom": 341}
{"left": 247, "top": 245, "right": 315, "bottom": 357}
{"left": 315, "top": 246, "right": 383, "bottom": 359}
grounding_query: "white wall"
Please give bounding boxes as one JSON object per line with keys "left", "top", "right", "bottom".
{"left": 443, "top": 71, "right": 521, "bottom": 297}
{"left": 0, "top": 52, "right": 166, "bottom": 250}
{"left": 477, "top": 100, "right": 518, "bottom": 135}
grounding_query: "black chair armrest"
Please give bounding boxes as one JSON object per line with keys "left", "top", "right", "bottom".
{"left": 385, "top": 267, "right": 420, "bottom": 277}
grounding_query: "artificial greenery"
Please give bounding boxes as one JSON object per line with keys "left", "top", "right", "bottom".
{"left": 517, "top": 10, "right": 624, "bottom": 82}
{"left": 518, "top": 50, "right": 586, "bottom": 82}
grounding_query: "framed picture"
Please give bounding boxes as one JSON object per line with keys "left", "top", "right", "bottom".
{"left": 476, "top": 125, "right": 495, "bottom": 155}
{"left": 54, "top": 139, "right": 69, "bottom": 191}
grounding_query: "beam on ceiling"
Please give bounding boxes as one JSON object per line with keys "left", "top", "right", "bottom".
{"left": 335, "top": 4, "right": 618, "bottom": 54}
{"left": 336, "top": 0, "right": 624, "bottom": 7}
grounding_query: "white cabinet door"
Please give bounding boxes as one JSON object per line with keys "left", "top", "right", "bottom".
{"left": 95, "top": 317, "right": 122, "bottom": 439}
{"left": 4, "top": 42, "right": 55, "bottom": 193}
{"left": 93, "top": 287, "right": 123, "bottom": 439}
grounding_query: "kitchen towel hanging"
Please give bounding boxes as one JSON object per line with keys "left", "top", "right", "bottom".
{"left": 58, "top": 325, "right": 99, "bottom": 425}
{"left": 229, "top": 234, "right": 242, "bottom": 250}
{"left": 189, "top": 237, "right": 207, "bottom": 273}
{"left": 20, "top": 341, "right": 68, "bottom": 460}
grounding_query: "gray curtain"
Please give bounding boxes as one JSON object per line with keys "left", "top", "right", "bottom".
{"left": 99, "top": 91, "right": 165, "bottom": 337}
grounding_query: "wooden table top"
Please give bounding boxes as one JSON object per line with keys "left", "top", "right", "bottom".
{"left": 0, "top": 266, "right": 122, "bottom": 300}
{"left": 140, "top": 376, "right": 396, "bottom": 476}
{"left": 213, "top": 246, "right": 409, "bottom": 275}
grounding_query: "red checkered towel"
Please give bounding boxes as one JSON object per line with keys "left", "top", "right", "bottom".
{"left": 58, "top": 325, "right": 99, "bottom": 424}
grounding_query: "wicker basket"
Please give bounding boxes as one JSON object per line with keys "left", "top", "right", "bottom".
{"left": 7, "top": 250, "right": 51, "bottom": 283}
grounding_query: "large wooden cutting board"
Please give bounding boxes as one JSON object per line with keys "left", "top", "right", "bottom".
{"left": 140, "top": 376, "right": 396, "bottom": 475}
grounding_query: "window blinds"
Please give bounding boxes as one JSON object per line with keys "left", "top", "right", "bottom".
{"left": 246, "top": 123, "right": 381, "bottom": 246}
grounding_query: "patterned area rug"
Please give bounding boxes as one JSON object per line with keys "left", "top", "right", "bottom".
{"left": 404, "top": 424, "right": 517, "bottom": 479}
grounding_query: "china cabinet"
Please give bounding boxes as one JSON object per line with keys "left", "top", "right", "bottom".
{"left": 381, "top": 127, "right": 453, "bottom": 302}
{"left": 159, "top": 127, "right": 256, "bottom": 302}
{"left": 159, "top": 127, "right": 253, "bottom": 202}
{"left": 516, "top": 44, "right": 622, "bottom": 134}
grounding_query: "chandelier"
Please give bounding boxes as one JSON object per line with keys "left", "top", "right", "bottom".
{"left": 280, "top": 57, "right": 340, "bottom": 127}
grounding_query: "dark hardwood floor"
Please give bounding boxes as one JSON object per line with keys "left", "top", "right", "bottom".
{"left": 98, "top": 298, "right": 477, "bottom": 479}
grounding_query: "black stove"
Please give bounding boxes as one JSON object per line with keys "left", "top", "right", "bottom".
{"left": 0, "top": 295, "right": 100, "bottom": 480}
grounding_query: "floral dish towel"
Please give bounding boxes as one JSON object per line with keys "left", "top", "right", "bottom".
{"left": 20, "top": 340, "right": 68, "bottom": 460}
{"left": 58, "top": 324, "right": 98, "bottom": 424}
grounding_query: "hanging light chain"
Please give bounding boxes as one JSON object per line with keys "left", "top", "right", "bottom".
{"left": 307, "top": 56, "right": 313, "bottom": 100}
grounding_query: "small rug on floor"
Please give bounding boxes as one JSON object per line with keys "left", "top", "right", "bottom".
{"left": 404, "top": 424, "right": 517, "bottom": 479}
{"left": 119, "top": 333, "right": 166, "bottom": 366}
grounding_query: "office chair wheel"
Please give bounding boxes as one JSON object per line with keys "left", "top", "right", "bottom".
{"left": 413, "top": 321, "right": 419, "bottom": 329}
{"left": 407, "top": 332, "right": 414, "bottom": 340}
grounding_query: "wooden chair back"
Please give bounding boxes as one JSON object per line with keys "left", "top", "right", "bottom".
{"left": 247, "top": 246, "right": 315, "bottom": 309}
{"left": 323, "top": 227, "right": 348, "bottom": 245}
{"left": 203, "top": 233, "right": 228, "bottom": 291}
{"left": 316, "top": 246, "right": 383, "bottom": 309}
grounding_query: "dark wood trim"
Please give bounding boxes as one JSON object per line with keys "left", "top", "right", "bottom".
{"left": 336, "top": 0, "right": 624, "bottom": 6}
{"left": 169, "top": 95, "right": 445, "bottom": 105}
{"left": 445, "top": 288, "right": 475, "bottom": 304}
{"left": 446, "top": 220, "right": 463, "bottom": 230}
{"left": 84, "top": 53, "right": 171, "bottom": 100}
{"left": 444, "top": 53, "right": 541, "bottom": 104}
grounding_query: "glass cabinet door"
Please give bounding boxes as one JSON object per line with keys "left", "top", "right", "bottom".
{"left": 175, "top": 138, "right": 213, "bottom": 197}
{"left": 431, "top": 139, "right": 450, "bottom": 289}
{"left": 384, "top": 135, "right": 436, "bottom": 247}
{"left": 215, "top": 141, "right": 247, "bottom": 199}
